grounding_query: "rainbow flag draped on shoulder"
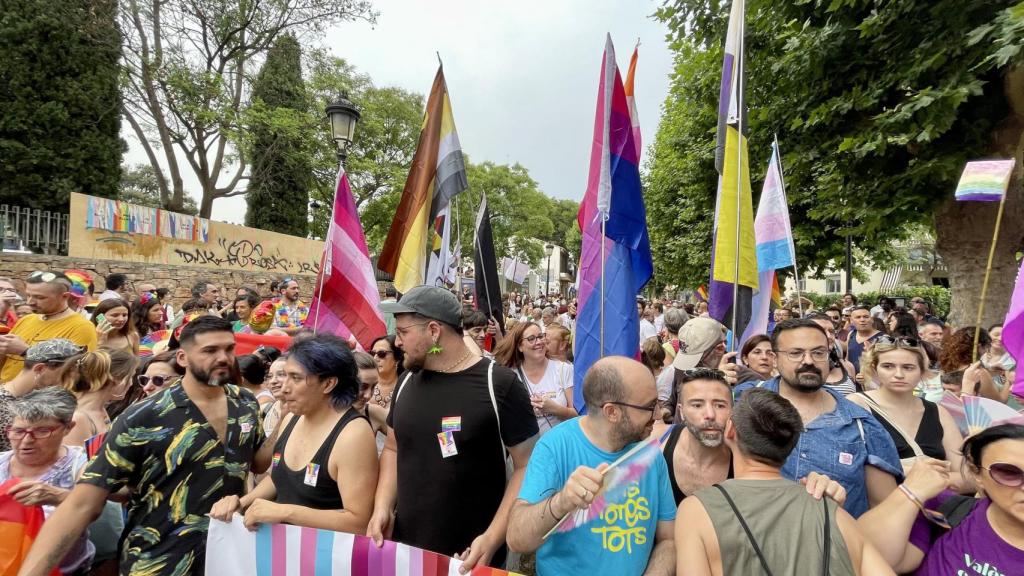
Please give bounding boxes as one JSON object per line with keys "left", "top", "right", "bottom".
{"left": 574, "top": 36, "right": 653, "bottom": 413}
{"left": 709, "top": 0, "right": 758, "bottom": 341}
{"left": 378, "top": 66, "right": 468, "bottom": 292}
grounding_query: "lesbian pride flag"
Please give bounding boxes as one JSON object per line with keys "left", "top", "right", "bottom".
{"left": 206, "top": 516, "right": 522, "bottom": 576}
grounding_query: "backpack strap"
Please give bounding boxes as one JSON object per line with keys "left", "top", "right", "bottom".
{"left": 391, "top": 371, "right": 415, "bottom": 409}
{"left": 821, "top": 498, "right": 830, "bottom": 576}
{"left": 487, "top": 359, "right": 508, "bottom": 461}
{"left": 713, "top": 484, "right": 775, "bottom": 576}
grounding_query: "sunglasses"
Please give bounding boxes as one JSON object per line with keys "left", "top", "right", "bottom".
{"left": 28, "top": 271, "right": 69, "bottom": 284}
{"left": 982, "top": 462, "right": 1024, "bottom": 488}
{"left": 371, "top": 350, "right": 392, "bottom": 359}
{"left": 876, "top": 335, "right": 920, "bottom": 348}
{"left": 136, "top": 374, "right": 179, "bottom": 388}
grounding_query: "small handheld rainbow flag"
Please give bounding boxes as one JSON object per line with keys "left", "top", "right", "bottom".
{"left": 955, "top": 159, "right": 1016, "bottom": 201}
{"left": 544, "top": 429, "right": 669, "bottom": 538}
{"left": 939, "top": 391, "right": 1024, "bottom": 437}
{"left": 696, "top": 285, "right": 709, "bottom": 303}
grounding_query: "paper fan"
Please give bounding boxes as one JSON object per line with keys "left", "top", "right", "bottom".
{"left": 940, "top": 391, "right": 1024, "bottom": 436}
{"left": 544, "top": 428, "right": 670, "bottom": 538}
{"left": 139, "top": 330, "right": 171, "bottom": 357}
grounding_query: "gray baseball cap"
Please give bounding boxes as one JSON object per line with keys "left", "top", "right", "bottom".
{"left": 379, "top": 285, "right": 462, "bottom": 327}
{"left": 25, "top": 339, "right": 85, "bottom": 364}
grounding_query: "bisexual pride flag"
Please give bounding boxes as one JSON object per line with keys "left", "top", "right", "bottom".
{"left": 206, "top": 516, "right": 523, "bottom": 576}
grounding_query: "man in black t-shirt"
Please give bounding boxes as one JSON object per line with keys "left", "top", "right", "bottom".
{"left": 370, "top": 286, "right": 538, "bottom": 571}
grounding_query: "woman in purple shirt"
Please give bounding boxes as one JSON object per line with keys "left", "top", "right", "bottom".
{"left": 858, "top": 424, "right": 1024, "bottom": 575}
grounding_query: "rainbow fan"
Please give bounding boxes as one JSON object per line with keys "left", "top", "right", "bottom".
{"left": 139, "top": 330, "right": 170, "bottom": 357}
{"left": 545, "top": 428, "right": 669, "bottom": 538}
{"left": 939, "top": 391, "right": 1024, "bottom": 437}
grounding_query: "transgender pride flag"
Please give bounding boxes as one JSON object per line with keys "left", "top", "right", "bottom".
{"left": 574, "top": 35, "right": 653, "bottom": 413}
{"left": 206, "top": 517, "right": 523, "bottom": 575}
{"left": 740, "top": 140, "right": 796, "bottom": 348}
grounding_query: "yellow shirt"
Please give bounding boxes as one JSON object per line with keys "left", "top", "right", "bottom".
{"left": 1, "top": 312, "right": 98, "bottom": 381}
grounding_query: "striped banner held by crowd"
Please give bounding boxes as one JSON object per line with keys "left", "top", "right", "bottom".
{"left": 206, "top": 516, "right": 523, "bottom": 576}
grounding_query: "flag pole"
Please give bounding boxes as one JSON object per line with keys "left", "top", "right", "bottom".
{"left": 773, "top": 134, "right": 803, "bottom": 314}
{"left": 972, "top": 191, "right": 1008, "bottom": 362}
{"left": 600, "top": 215, "right": 606, "bottom": 357}
{"left": 730, "top": 11, "right": 746, "bottom": 351}
{"left": 454, "top": 194, "right": 462, "bottom": 292}
{"left": 312, "top": 166, "right": 343, "bottom": 334}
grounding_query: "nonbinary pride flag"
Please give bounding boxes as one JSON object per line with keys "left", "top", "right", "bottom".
{"left": 574, "top": 35, "right": 653, "bottom": 413}
{"left": 709, "top": 0, "right": 758, "bottom": 340}
{"left": 311, "top": 166, "right": 386, "bottom": 350}
{"left": 955, "top": 159, "right": 1015, "bottom": 201}
{"left": 379, "top": 66, "right": 468, "bottom": 292}
{"left": 205, "top": 516, "right": 523, "bottom": 576}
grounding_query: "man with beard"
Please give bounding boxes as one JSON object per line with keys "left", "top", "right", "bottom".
{"left": 733, "top": 319, "right": 902, "bottom": 518}
{"left": 273, "top": 277, "right": 309, "bottom": 335}
{"left": 368, "top": 286, "right": 538, "bottom": 573}
{"left": 20, "top": 316, "right": 277, "bottom": 576}
{"left": 662, "top": 368, "right": 846, "bottom": 507}
{"left": 507, "top": 357, "right": 676, "bottom": 576}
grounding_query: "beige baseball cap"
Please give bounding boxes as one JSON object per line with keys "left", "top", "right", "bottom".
{"left": 671, "top": 317, "right": 726, "bottom": 370}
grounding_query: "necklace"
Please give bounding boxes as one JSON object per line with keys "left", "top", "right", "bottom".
{"left": 371, "top": 384, "right": 393, "bottom": 408}
{"left": 437, "top": 348, "right": 474, "bottom": 373}
{"left": 41, "top": 307, "right": 71, "bottom": 321}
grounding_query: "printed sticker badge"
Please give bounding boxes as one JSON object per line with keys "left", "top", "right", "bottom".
{"left": 304, "top": 463, "right": 320, "bottom": 486}
{"left": 437, "top": 431, "right": 458, "bottom": 458}
{"left": 839, "top": 452, "right": 854, "bottom": 466}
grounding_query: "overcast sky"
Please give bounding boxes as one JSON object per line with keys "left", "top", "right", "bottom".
{"left": 125, "top": 0, "right": 675, "bottom": 223}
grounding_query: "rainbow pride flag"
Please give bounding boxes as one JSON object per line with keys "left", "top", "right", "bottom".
{"left": 955, "top": 159, "right": 1015, "bottom": 201}
{"left": 206, "top": 516, "right": 523, "bottom": 576}
{"left": 0, "top": 479, "right": 60, "bottom": 576}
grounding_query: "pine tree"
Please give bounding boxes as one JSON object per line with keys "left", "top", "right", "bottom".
{"left": 0, "top": 0, "right": 122, "bottom": 210}
{"left": 245, "top": 34, "right": 311, "bottom": 237}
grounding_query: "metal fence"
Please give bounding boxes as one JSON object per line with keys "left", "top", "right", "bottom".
{"left": 0, "top": 205, "right": 69, "bottom": 255}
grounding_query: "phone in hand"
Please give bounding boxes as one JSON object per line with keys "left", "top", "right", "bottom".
{"left": 95, "top": 313, "right": 106, "bottom": 326}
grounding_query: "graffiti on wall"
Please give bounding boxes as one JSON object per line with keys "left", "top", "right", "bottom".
{"left": 173, "top": 238, "right": 320, "bottom": 274}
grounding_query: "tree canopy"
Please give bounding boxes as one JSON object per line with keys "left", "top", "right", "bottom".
{"left": 647, "top": 0, "right": 1024, "bottom": 324}
{"left": 0, "top": 0, "right": 122, "bottom": 211}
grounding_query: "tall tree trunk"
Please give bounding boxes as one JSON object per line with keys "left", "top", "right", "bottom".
{"left": 935, "top": 66, "right": 1024, "bottom": 328}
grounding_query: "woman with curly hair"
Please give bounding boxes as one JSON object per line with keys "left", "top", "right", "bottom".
{"left": 131, "top": 292, "right": 165, "bottom": 339}
{"left": 939, "top": 327, "right": 1009, "bottom": 402}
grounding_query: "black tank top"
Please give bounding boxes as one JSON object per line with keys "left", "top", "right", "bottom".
{"left": 662, "top": 424, "right": 734, "bottom": 506}
{"left": 271, "top": 408, "right": 367, "bottom": 510}
{"left": 870, "top": 399, "right": 946, "bottom": 461}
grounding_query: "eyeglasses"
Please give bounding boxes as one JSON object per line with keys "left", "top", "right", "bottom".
{"left": 605, "top": 400, "right": 658, "bottom": 417}
{"left": 523, "top": 333, "right": 547, "bottom": 344}
{"left": 982, "top": 462, "right": 1024, "bottom": 488}
{"left": 371, "top": 350, "right": 392, "bottom": 359}
{"left": 875, "top": 336, "right": 920, "bottom": 348}
{"left": 6, "top": 425, "right": 65, "bottom": 440}
{"left": 136, "top": 375, "right": 179, "bottom": 388}
{"left": 0, "top": 287, "right": 16, "bottom": 293}
{"left": 776, "top": 348, "right": 829, "bottom": 362}
{"left": 395, "top": 322, "right": 430, "bottom": 337}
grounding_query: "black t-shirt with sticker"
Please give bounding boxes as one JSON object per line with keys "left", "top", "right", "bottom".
{"left": 387, "top": 358, "right": 538, "bottom": 564}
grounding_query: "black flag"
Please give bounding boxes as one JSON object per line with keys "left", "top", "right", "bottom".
{"left": 474, "top": 193, "right": 503, "bottom": 333}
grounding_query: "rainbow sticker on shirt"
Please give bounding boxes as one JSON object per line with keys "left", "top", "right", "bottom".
{"left": 271, "top": 453, "right": 281, "bottom": 469}
{"left": 441, "top": 416, "right": 462, "bottom": 432}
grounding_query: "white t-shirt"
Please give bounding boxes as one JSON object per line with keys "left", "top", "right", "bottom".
{"left": 640, "top": 319, "right": 658, "bottom": 342}
{"left": 520, "top": 359, "right": 574, "bottom": 434}
{"left": 655, "top": 367, "right": 674, "bottom": 403}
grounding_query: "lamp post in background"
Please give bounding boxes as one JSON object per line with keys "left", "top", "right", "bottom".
{"left": 325, "top": 93, "right": 361, "bottom": 165}
{"left": 544, "top": 243, "right": 554, "bottom": 298}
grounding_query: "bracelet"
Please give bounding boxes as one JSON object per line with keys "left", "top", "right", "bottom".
{"left": 897, "top": 484, "right": 923, "bottom": 507}
{"left": 545, "top": 492, "right": 562, "bottom": 519}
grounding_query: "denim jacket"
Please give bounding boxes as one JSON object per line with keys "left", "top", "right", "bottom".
{"left": 734, "top": 377, "right": 902, "bottom": 517}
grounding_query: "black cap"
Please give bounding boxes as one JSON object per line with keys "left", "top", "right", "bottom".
{"left": 379, "top": 285, "right": 462, "bottom": 327}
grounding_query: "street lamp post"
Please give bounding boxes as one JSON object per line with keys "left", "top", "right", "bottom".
{"left": 544, "top": 243, "right": 554, "bottom": 298}
{"left": 325, "top": 93, "right": 361, "bottom": 165}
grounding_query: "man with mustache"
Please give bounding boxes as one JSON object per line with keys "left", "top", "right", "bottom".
{"left": 663, "top": 368, "right": 846, "bottom": 507}
{"left": 20, "top": 316, "right": 277, "bottom": 576}
{"left": 733, "top": 318, "right": 903, "bottom": 518}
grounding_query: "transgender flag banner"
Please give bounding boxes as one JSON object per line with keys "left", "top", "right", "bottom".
{"left": 206, "top": 516, "right": 523, "bottom": 576}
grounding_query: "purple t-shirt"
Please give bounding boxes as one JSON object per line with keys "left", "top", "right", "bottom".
{"left": 909, "top": 494, "right": 1024, "bottom": 575}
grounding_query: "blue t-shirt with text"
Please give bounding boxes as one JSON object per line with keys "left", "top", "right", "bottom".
{"left": 518, "top": 418, "right": 675, "bottom": 576}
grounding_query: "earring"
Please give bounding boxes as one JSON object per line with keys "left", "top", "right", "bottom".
{"left": 428, "top": 339, "right": 443, "bottom": 355}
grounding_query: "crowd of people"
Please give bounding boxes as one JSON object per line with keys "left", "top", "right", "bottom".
{"left": 1, "top": 268, "right": 1021, "bottom": 576}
